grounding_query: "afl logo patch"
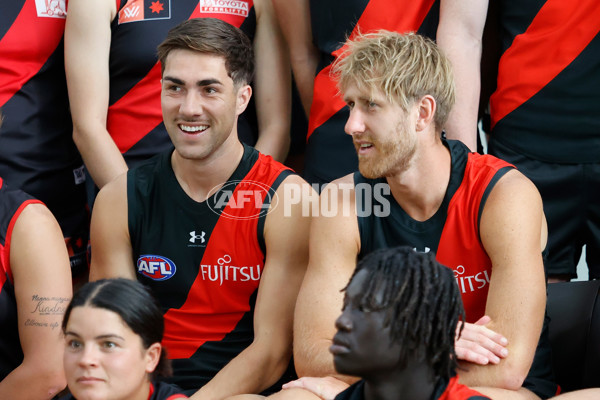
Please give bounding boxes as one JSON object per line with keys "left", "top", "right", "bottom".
{"left": 137, "top": 255, "right": 176, "bottom": 281}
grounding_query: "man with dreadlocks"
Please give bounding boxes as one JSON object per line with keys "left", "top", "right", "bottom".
{"left": 331, "top": 246, "right": 489, "bottom": 400}
{"left": 286, "top": 31, "right": 559, "bottom": 400}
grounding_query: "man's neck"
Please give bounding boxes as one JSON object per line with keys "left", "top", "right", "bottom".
{"left": 386, "top": 136, "right": 452, "bottom": 222}
{"left": 363, "top": 362, "right": 438, "bottom": 400}
{"left": 171, "top": 139, "right": 245, "bottom": 203}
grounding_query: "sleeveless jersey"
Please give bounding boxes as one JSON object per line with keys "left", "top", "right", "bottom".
{"left": 335, "top": 376, "right": 490, "bottom": 400}
{"left": 303, "top": 0, "right": 440, "bottom": 185}
{"left": 356, "top": 140, "right": 513, "bottom": 322}
{"left": 489, "top": 0, "right": 600, "bottom": 163}
{"left": 0, "top": 1, "right": 89, "bottom": 273}
{"left": 109, "top": 0, "right": 258, "bottom": 167}
{"left": 128, "top": 145, "right": 292, "bottom": 391}
{"left": 0, "top": 178, "right": 42, "bottom": 380}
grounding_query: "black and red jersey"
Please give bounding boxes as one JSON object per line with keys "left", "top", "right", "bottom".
{"left": 354, "top": 140, "right": 559, "bottom": 398}
{"left": 0, "top": 178, "right": 42, "bottom": 380}
{"left": 303, "top": 0, "right": 440, "bottom": 185}
{"left": 127, "top": 145, "right": 292, "bottom": 391}
{"left": 0, "top": 1, "right": 88, "bottom": 270}
{"left": 490, "top": 0, "right": 600, "bottom": 163}
{"left": 109, "top": 0, "right": 258, "bottom": 166}
{"left": 356, "top": 140, "right": 513, "bottom": 322}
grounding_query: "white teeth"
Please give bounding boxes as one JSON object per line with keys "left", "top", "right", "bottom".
{"left": 360, "top": 143, "right": 372, "bottom": 148}
{"left": 180, "top": 125, "right": 208, "bottom": 133}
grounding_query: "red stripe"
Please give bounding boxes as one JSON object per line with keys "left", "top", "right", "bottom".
{"left": 490, "top": 0, "right": 600, "bottom": 128}
{"left": 0, "top": 0, "right": 65, "bottom": 107}
{"left": 107, "top": 2, "right": 252, "bottom": 153}
{"left": 163, "top": 154, "right": 277, "bottom": 359}
{"left": 307, "top": 0, "right": 435, "bottom": 140}
{"left": 4, "top": 200, "right": 43, "bottom": 284}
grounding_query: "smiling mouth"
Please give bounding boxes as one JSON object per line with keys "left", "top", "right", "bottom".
{"left": 179, "top": 124, "right": 208, "bottom": 133}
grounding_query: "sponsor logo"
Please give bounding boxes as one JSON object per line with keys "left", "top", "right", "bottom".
{"left": 453, "top": 265, "right": 490, "bottom": 294}
{"left": 200, "top": 254, "right": 261, "bottom": 286}
{"left": 118, "top": 0, "right": 171, "bottom": 24}
{"left": 207, "top": 180, "right": 276, "bottom": 220}
{"left": 137, "top": 255, "right": 176, "bottom": 281}
{"left": 200, "top": 0, "right": 250, "bottom": 17}
{"left": 189, "top": 230, "right": 206, "bottom": 246}
{"left": 35, "top": 0, "right": 67, "bottom": 19}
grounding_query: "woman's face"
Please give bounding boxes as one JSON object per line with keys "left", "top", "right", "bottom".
{"left": 63, "top": 306, "right": 160, "bottom": 400}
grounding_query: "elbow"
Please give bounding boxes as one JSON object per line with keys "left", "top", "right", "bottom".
{"left": 495, "top": 364, "right": 528, "bottom": 391}
{"left": 39, "top": 370, "right": 67, "bottom": 399}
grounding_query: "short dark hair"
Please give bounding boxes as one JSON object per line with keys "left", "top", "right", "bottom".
{"left": 157, "top": 18, "right": 254, "bottom": 87}
{"left": 346, "top": 246, "right": 465, "bottom": 380}
{"left": 62, "top": 278, "right": 171, "bottom": 380}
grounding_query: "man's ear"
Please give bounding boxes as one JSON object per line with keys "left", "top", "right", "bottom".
{"left": 236, "top": 84, "right": 252, "bottom": 116}
{"left": 415, "top": 95, "right": 436, "bottom": 132}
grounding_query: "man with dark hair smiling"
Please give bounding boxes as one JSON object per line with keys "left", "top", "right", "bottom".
{"left": 89, "top": 18, "right": 314, "bottom": 400}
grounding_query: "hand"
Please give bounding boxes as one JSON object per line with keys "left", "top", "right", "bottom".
{"left": 282, "top": 376, "right": 350, "bottom": 400}
{"left": 455, "top": 315, "right": 509, "bottom": 365}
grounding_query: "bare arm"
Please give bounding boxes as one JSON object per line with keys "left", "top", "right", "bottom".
{"left": 89, "top": 173, "right": 136, "bottom": 280}
{"left": 293, "top": 177, "right": 360, "bottom": 383}
{"left": 458, "top": 170, "right": 547, "bottom": 390}
{"left": 191, "top": 175, "right": 314, "bottom": 400}
{"left": 252, "top": 0, "right": 291, "bottom": 162}
{"left": 65, "top": 0, "right": 128, "bottom": 188}
{"left": 0, "top": 204, "right": 72, "bottom": 399}
{"left": 437, "top": 0, "right": 489, "bottom": 151}
{"left": 271, "top": 0, "right": 318, "bottom": 117}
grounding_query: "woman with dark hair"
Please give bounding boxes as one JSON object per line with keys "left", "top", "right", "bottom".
{"left": 60, "top": 278, "right": 187, "bottom": 400}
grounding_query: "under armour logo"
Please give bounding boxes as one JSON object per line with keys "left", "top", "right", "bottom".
{"left": 413, "top": 246, "right": 431, "bottom": 254}
{"left": 189, "top": 231, "right": 206, "bottom": 244}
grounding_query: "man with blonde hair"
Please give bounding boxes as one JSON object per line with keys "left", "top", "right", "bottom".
{"left": 286, "top": 31, "right": 558, "bottom": 400}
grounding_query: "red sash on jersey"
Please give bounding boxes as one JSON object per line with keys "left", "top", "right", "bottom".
{"left": 306, "top": 0, "right": 435, "bottom": 141}
{"left": 107, "top": 1, "right": 253, "bottom": 153}
{"left": 0, "top": 0, "right": 65, "bottom": 107}
{"left": 490, "top": 0, "right": 600, "bottom": 128}
{"left": 437, "top": 153, "right": 513, "bottom": 322}
{"left": 163, "top": 153, "right": 284, "bottom": 358}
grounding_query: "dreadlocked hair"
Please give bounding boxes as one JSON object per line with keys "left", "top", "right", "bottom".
{"left": 347, "top": 246, "right": 465, "bottom": 380}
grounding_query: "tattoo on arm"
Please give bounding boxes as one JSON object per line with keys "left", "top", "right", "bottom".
{"left": 25, "top": 295, "right": 71, "bottom": 330}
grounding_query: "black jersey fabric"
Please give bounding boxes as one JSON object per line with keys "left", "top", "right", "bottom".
{"left": 490, "top": 0, "right": 600, "bottom": 163}
{"left": 127, "top": 145, "right": 293, "bottom": 391}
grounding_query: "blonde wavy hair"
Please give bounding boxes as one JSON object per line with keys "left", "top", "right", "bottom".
{"left": 332, "top": 31, "right": 456, "bottom": 130}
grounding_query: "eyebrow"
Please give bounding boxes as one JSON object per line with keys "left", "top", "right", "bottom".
{"left": 64, "top": 332, "right": 125, "bottom": 341}
{"left": 163, "top": 76, "right": 223, "bottom": 87}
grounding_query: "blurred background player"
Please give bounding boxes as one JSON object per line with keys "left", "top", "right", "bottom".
{"left": 1, "top": 0, "right": 90, "bottom": 282}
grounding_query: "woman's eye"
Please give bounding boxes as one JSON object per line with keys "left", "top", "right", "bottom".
{"left": 67, "top": 340, "right": 82, "bottom": 350}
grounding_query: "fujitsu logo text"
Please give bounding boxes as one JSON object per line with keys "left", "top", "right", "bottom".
{"left": 200, "top": 255, "right": 261, "bottom": 286}
{"left": 453, "top": 265, "right": 490, "bottom": 293}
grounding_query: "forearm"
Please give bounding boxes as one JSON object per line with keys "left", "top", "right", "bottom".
{"left": 73, "top": 124, "right": 128, "bottom": 188}
{"left": 254, "top": 124, "right": 291, "bottom": 162}
{"left": 291, "top": 57, "right": 318, "bottom": 118}
{"left": 190, "top": 342, "right": 291, "bottom": 400}
{"left": 0, "top": 363, "right": 66, "bottom": 400}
